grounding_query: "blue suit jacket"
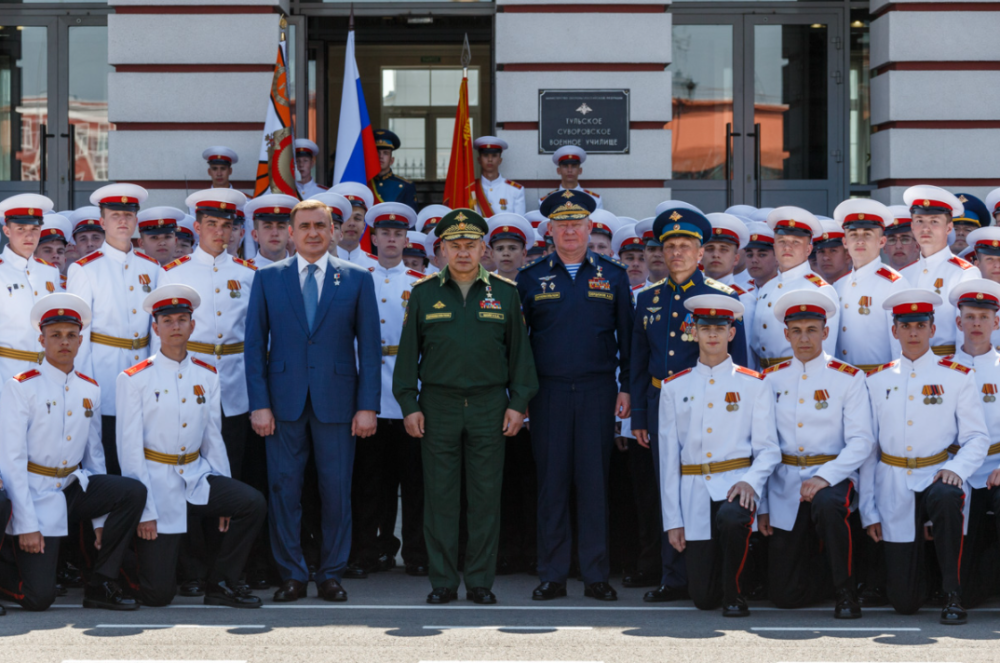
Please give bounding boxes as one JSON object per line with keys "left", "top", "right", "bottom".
{"left": 245, "top": 254, "right": 381, "bottom": 424}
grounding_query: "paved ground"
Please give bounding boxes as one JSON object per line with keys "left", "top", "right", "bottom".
{"left": 2, "top": 571, "right": 999, "bottom": 663}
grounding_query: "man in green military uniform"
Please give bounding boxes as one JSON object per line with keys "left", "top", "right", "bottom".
{"left": 373, "top": 129, "right": 417, "bottom": 211}
{"left": 393, "top": 209, "right": 538, "bottom": 605}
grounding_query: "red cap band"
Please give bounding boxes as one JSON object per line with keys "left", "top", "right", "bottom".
{"left": 477, "top": 143, "right": 503, "bottom": 151}
{"left": 207, "top": 155, "right": 232, "bottom": 164}
{"left": 958, "top": 292, "right": 1000, "bottom": 306}
{"left": 912, "top": 198, "right": 954, "bottom": 211}
{"left": 100, "top": 196, "right": 139, "bottom": 205}
{"left": 295, "top": 148, "right": 313, "bottom": 156}
{"left": 892, "top": 302, "right": 934, "bottom": 316}
{"left": 748, "top": 233, "right": 774, "bottom": 245}
{"left": 818, "top": 231, "right": 845, "bottom": 241}
{"left": 490, "top": 226, "right": 527, "bottom": 242}
{"left": 74, "top": 218, "right": 101, "bottom": 230}
{"left": 844, "top": 212, "right": 885, "bottom": 226}
{"left": 41, "top": 308, "right": 82, "bottom": 325}
{"left": 374, "top": 213, "right": 409, "bottom": 225}
{"left": 784, "top": 304, "right": 828, "bottom": 319}
{"left": 620, "top": 237, "right": 644, "bottom": 249}
{"left": 40, "top": 228, "right": 65, "bottom": 239}
{"left": 5, "top": 207, "right": 44, "bottom": 219}
{"left": 558, "top": 153, "right": 582, "bottom": 163}
{"left": 692, "top": 308, "right": 736, "bottom": 319}
{"left": 711, "top": 228, "right": 740, "bottom": 242}
{"left": 138, "top": 218, "right": 178, "bottom": 229}
{"left": 152, "top": 297, "right": 193, "bottom": 313}
{"left": 255, "top": 207, "right": 292, "bottom": 217}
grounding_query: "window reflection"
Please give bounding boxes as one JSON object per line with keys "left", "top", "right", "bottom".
{"left": 1, "top": 26, "right": 46, "bottom": 182}
{"left": 69, "top": 26, "right": 113, "bottom": 182}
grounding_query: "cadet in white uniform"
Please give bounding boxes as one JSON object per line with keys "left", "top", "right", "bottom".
{"left": 659, "top": 294, "right": 780, "bottom": 617}
{"left": 294, "top": 139, "right": 328, "bottom": 198}
{"left": 247, "top": 193, "right": 297, "bottom": 268}
{"left": 117, "top": 285, "right": 265, "bottom": 608}
{"left": 0, "top": 195, "right": 62, "bottom": 383}
{"left": 752, "top": 207, "right": 840, "bottom": 368}
{"left": 67, "top": 184, "right": 161, "bottom": 475}
{"left": 69, "top": 206, "right": 106, "bottom": 258}
{"left": 136, "top": 206, "right": 182, "bottom": 268}
{"left": 403, "top": 231, "right": 431, "bottom": 273}
{"left": 473, "top": 136, "right": 525, "bottom": 216}
{"left": 329, "top": 182, "right": 374, "bottom": 264}
{"left": 760, "top": 290, "right": 875, "bottom": 618}
{"left": 202, "top": 146, "right": 239, "bottom": 190}
{"left": 859, "top": 289, "right": 989, "bottom": 624}
{"left": 963, "top": 227, "right": 1000, "bottom": 351}
{"left": 35, "top": 213, "right": 72, "bottom": 278}
{"left": 417, "top": 205, "right": 450, "bottom": 273}
{"left": 833, "top": 199, "right": 910, "bottom": 372}
{"left": 0, "top": 294, "right": 146, "bottom": 612}
{"left": 706, "top": 213, "right": 757, "bottom": 366}
{"left": 538, "top": 146, "right": 603, "bottom": 210}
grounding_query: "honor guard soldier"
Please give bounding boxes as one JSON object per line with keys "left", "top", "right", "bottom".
{"left": 0, "top": 195, "right": 63, "bottom": 382}
{"left": 117, "top": 285, "right": 265, "bottom": 608}
{"left": 967, "top": 228, "right": 1000, "bottom": 311}
{"left": 759, "top": 290, "right": 875, "bottom": 618}
{"left": 203, "top": 146, "right": 239, "bottom": 190}
{"left": 518, "top": 190, "right": 632, "bottom": 602}
{"left": 294, "top": 139, "right": 328, "bottom": 198}
{"left": 69, "top": 207, "right": 106, "bottom": 258}
{"left": 744, "top": 222, "right": 777, "bottom": 290}
{"left": 487, "top": 213, "right": 533, "bottom": 282}
{"left": 539, "top": 146, "right": 603, "bottom": 210}
{"left": 831, "top": 199, "right": 910, "bottom": 372}
{"left": 950, "top": 193, "right": 990, "bottom": 254}
{"left": 900, "top": 186, "right": 982, "bottom": 357}
{"left": 248, "top": 194, "right": 298, "bottom": 268}
{"left": 417, "top": 205, "right": 451, "bottom": 273}
{"left": 473, "top": 136, "right": 525, "bottom": 216}
{"left": 630, "top": 207, "right": 748, "bottom": 603}
{"left": 393, "top": 209, "right": 538, "bottom": 604}
{"left": 588, "top": 210, "right": 621, "bottom": 256}
{"left": 705, "top": 213, "right": 756, "bottom": 364}
{"left": 659, "top": 295, "right": 780, "bottom": 617}
{"left": 373, "top": 129, "right": 417, "bottom": 210}
{"left": 884, "top": 206, "right": 920, "bottom": 272}
{"left": 403, "top": 231, "right": 430, "bottom": 273}
{"left": 176, "top": 215, "right": 197, "bottom": 257}
{"left": 612, "top": 225, "right": 648, "bottom": 288}
{"left": 315, "top": 192, "right": 372, "bottom": 269}
{"left": 752, "top": 207, "right": 840, "bottom": 369}
{"left": 36, "top": 213, "right": 72, "bottom": 277}
{"left": 136, "top": 207, "right": 182, "bottom": 267}
{"left": 330, "top": 181, "right": 374, "bottom": 262}
{"left": 859, "top": 289, "right": 990, "bottom": 624}
{"left": 0, "top": 294, "right": 147, "bottom": 611}
{"left": 813, "top": 219, "right": 852, "bottom": 286}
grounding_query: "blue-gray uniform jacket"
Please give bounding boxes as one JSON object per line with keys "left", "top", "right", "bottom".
{"left": 630, "top": 271, "right": 747, "bottom": 431}
{"left": 374, "top": 170, "right": 417, "bottom": 210}
{"left": 517, "top": 251, "right": 633, "bottom": 391}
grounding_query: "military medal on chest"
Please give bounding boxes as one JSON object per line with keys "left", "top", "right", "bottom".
{"left": 227, "top": 279, "right": 241, "bottom": 299}
{"left": 933, "top": 278, "right": 943, "bottom": 295}
{"left": 538, "top": 275, "right": 556, "bottom": 292}
{"left": 814, "top": 389, "right": 830, "bottom": 410}
{"left": 138, "top": 273, "right": 151, "bottom": 293}
{"left": 858, "top": 296, "right": 871, "bottom": 315}
{"left": 725, "top": 392, "right": 740, "bottom": 412}
{"left": 480, "top": 284, "right": 502, "bottom": 310}
{"left": 983, "top": 384, "right": 997, "bottom": 403}
{"left": 922, "top": 384, "right": 944, "bottom": 404}
{"left": 45, "top": 281, "right": 55, "bottom": 294}
{"left": 680, "top": 313, "right": 695, "bottom": 341}
{"left": 401, "top": 290, "right": 410, "bottom": 309}
{"left": 652, "top": 288, "right": 660, "bottom": 304}
{"left": 83, "top": 398, "right": 94, "bottom": 418}
{"left": 333, "top": 272, "right": 341, "bottom": 287}
{"left": 500, "top": 198, "right": 508, "bottom": 211}
{"left": 194, "top": 384, "right": 206, "bottom": 404}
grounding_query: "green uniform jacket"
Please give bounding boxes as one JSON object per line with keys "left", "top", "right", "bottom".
{"left": 392, "top": 265, "right": 539, "bottom": 417}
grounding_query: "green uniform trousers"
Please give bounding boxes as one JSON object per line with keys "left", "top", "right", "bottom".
{"left": 420, "top": 385, "right": 508, "bottom": 590}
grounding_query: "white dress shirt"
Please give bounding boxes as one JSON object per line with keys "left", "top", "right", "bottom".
{"left": 901, "top": 246, "right": 981, "bottom": 350}
{"left": 298, "top": 253, "right": 327, "bottom": 298}
{"left": 0, "top": 246, "right": 61, "bottom": 381}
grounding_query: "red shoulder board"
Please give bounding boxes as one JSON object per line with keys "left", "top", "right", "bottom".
{"left": 665, "top": 368, "right": 692, "bottom": 384}
{"left": 365, "top": 252, "right": 378, "bottom": 261}
{"left": 232, "top": 257, "right": 257, "bottom": 271}
{"left": 134, "top": 251, "right": 159, "bottom": 265}
{"left": 14, "top": 369, "right": 40, "bottom": 383}
{"left": 949, "top": 256, "right": 973, "bottom": 271}
{"left": 763, "top": 360, "right": 792, "bottom": 375}
{"left": 75, "top": 371, "right": 98, "bottom": 387}
{"left": 866, "top": 360, "right": 898, "bottom": 376}
{"left": 34, "top": 257, "right": 54, "bottom": 267}
{"left": 876, "top": 267, "right": 901, "bottom": 283}
{"left": 939, "top": 358, "right": 972, "bottom": 374}
{"left": 805, "top": 273, "right": 830, "bottom": 288}
{"left": 163, "top": 255, "right": 191, "bottom": 271}
{"left": 736, "top": 366, "right": 764, "bottom": 380}
{"left": 407, "top": 269, "right": 424, "bottom": 279}
{"left": 74, "top": 251, "right": 103, "bottom": 267}
{"left": 505, "top": 179, "right": 523, "bottom": 190}
{"left": 124, "top": 359, "right": 153, "bottom": 377}
{"left": 584, "top": 189, "right": 601, "bottom": 198}
{"left": 731, "top": 284, "right": 747, "bottom": 296}
{"left": 192, "top": 357, "right": 217, "bottom": 373}
{"left": 827, "top": 360, "right": 860, "bottom": 376}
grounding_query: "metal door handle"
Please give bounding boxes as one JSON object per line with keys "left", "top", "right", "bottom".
{"left": 746, "top": 123, "right": 762, "bottom": 208}
{"left": 725, "top": 123, "right": 741, "bottom": 208}
{"left": 63, "top": 127, "right": 76, "bottom": 205}
{"left": 39, "top": 124, "right": 55, "bottom": 195}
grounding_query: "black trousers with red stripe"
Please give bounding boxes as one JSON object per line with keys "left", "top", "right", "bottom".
{"left": 684, "top": 497, "right": 755, "bottom": 610}
{"left": 768, "top": 479, "right": 855, "bottom": 608}
{"left": 884, "top": 481, "right": 965, "bottom": 615}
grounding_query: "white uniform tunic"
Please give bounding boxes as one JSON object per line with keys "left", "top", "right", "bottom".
{"left": 951, "top": 346, "right": 1000, "bottom": 489}
{"left": 337, "top": 246, "right": 379, "bottom": 270}
{"left": 0, "top": 247, "right": 61, "bottom": 381}
{"left": 720, "top": 274, "right": 758, "bottom": 370}
{"left": 480, "top": 174, "right": 526, "bottom": 215}
{"left": 67, "top": 243, "right": 161, "bottom": 415}
{"left": 538, "top": 185, "right": 603, "bottom": 210}
{"left": 658, "top": 357, "right": 780, "bottom": 541}
{"left": 370, "top": 261, "right": 423, "bottom": 419}
{"left": 156, "top": 248, "right": 257, "bottom": 416}
{"left": 115, "top": 354, "right": 230, "bottom": 534}
{"left": 0, "top": 362, "right": 105, "bottom": 536}
{"left": 834, "top": 259, "right": 909, "bottom": 369}
{"left": 296, "top": 180, "right": 327, "bottom": 198}
{"left": 900, "top": 247, "right": 981, "bottom": 351}
{"left": 752, "top": 261, "right": 840, "bottom": 364}
{"left": 251, "top": 253, "right": 289, "bottom": 269}
{"left": 859, "top": 350, "right": 989, "bottom": 541}
{"left": 763, "top": 353, "right": 875, "bottom": 531}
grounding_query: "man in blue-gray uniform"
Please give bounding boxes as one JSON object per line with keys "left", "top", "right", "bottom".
{"left": 517, "top": 190, "right": 633, "bottom": 602}
{"left": 372, "top": 129, "right": 417, "bottom": 211}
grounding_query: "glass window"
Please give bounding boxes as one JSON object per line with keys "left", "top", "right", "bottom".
{"left": 1, "top": 26, "right": 46, "bottom": 182}
{"left": 388, "top": 116, "right": 425, "bottom": 181}
{"left": 849, "top": 11, "right": 871, "bottom": 186}
{"left": 68, "top": 25, "right": 113, "bottom": 182}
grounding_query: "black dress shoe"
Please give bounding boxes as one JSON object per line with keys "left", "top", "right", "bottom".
{"left": 376, "top": 553, "right": 396, "bottom": 572}
{"left": 83, "top": 580, "right": 139, "bottom": 611}
{"left": 834, "top": 586, "right": 862, "bottom": 619}
{"left": 722, "top": 596, "right": 750, "bottom": 617}
{"left": 940, "top": 591, "right": 967, "bottom": 625}
{"left": 178, "top": 579, "right": 205, "bottom": 597}
{"left": 405, "top": 564, "right": 429, "bottom": 577}
{"left": 584, "top": 581, "right": 618, "bottom": 601}
{"left": 622, "top": 571, "right": 659, "bottom": 588}
{"left": 204, "top": 581, "right": 262, "bottom": 609}
{"left": 532, "top": 581, "right": 567, "bottom": 601}
{"left": 57, "top": 564, "right": 83, "bottom": 588}
{"left": 857, "top": 585, "right": 889, "bottom": 607}
{"left": 495, "top": 557, "right": 515, "bottom": 576}
{"left": 318, "top": 578, "right": 348, "bottom": 602}
{"left": 273, "top": 579, "right": 308, "bottom": 602}
{"left": 343, "top": 563, "right": 371, "bottom": 579}
{"left": 427, "top": 587, "right": 458, "bottom": 604}
{"left": 245, "top": 573, "right": 271, "bottom": 591}
{"left": 467, "top": 587, "right": 497, "bottom": 604}
{"left": 643, "top": 585, "right": 688, "bottom": 603}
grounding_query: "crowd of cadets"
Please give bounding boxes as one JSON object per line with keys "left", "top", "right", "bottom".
{"left": 2, "top": 127, "right": 1000, "bottom": 626}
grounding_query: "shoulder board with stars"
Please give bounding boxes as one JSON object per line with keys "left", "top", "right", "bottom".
{"left": 704, "top": 277, "right": 736, "bottom": 295}
{"left": 805, "top": 273, "right": 830, "bottom": 288}
{"left": 736, "top": 365, "right": 764, "bottom": 380}
{"left": 75, "top": 371, "right": 98, "bottom": 387}
{"left": 406, "top": 269, "right": 425, "bottom": 280}
{"left": 827, "top": 360, "right": 861, "bottom": 377}
{"left": 14, "top": 369, "right": 40, "bottom": 383}
{"left": 948, "top": 256, "right": 973, "bottom": 271}
{"left": 938, "top": 358, "right": 972, "bottom": 374}
{"left": 74, "top": 251, "right": 104, "bottom": 267}
{"left": 163, "top": 255, "right": 192, "bottom": 271}
{"left": 396, "top": 174, "right": 412, "bottom": 184}
{"left": 583, "top": 189, "right": 601, "bottom": 198}
{"left": 865, "top": 360, "right": 899, "bottom": 376}
{"left": 665, "top": 368, "right": 693, "bottom": 384}
{"left": 34, "top": 257, "right": 54, "bottom": 268}
{"left": 134, "top": 251, "right": 159, "bottom": 265}
{"left": 505, "top": 179, "right": 523, "bottom": 190}
{"left": 597, "top": 253, "right": 626, "bottom": 270}
{"left": 875, "top": 266, "right": 901, "bottom": 282}
{"left": 233, "top": 257, "right": 257, "bottom": 271}
{"left": 411, "top": 273, "right": 438, "bottom": 288}
{"left": 519, "top": 256, "right": 546, "bottom": 271}
{"left": 763, "top": 360, "right": 792, "bottom": 375}
{"left": 192, "top": 357, "right": 218, "bottom": 374}
{"left": 124, "top": 359, "right": 153, "bottom": 377}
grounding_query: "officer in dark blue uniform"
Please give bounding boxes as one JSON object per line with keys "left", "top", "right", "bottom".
{"left": 951, "top": 192, "right": 991, "bottom": 254}
{"left": 373, "top": 129, "right": 417, "bottom": 211}
{"left": 517, "top": 190, "right": 634, "bottom": 602}
{"left": 629, "top": 207, "right": 748, "bottom": 603}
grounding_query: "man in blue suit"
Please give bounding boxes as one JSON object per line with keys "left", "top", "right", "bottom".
{"left": 245, "top": 198, "right": 381, "bottom": 603}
